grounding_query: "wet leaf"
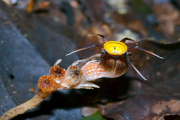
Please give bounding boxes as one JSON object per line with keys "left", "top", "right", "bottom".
{"left": 0, "top": 1, "right": 82, "bottom": 120}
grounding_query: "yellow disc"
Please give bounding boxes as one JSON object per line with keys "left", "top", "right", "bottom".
{"left": 103, "top": 41, "right": 127, "bottom": 55}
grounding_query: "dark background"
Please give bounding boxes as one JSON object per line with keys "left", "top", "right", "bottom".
{"left": 0, "top": 0, "right": 180, "bottom": 119}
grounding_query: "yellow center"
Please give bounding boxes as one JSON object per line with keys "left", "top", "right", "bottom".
{"left": 103, "top": 41, "right": 127, "bottom": 55}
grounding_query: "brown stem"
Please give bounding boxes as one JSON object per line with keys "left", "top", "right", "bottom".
{"left": 0, "top": 91, "right": 51, "bottom": 120}
{"left": 0, "top": 74, "right": 57, "bottom": 120}
{"left": 0, "top": 64, "right": 99, "bottom": 119}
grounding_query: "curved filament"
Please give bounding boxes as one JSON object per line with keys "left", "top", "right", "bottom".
{"left": 96, "top": 54, "right": 105, "bottom": 70}
{"left": 120, "top": 37, "right": 138, "bottom": 45}
{"left": 88, "top": 34, "right": 108, "bottom": 43}
{"left": 53, "top": 59, "right": 62, "bottom": 66}
{"left": 134, "top": 46, "right": 164, "bottom": 59}
{"left": 66, "top": 45, "right": 100, "bottom": 56}
{"left": 126, "top": 58, "right": 147, "bottom": 80}
{"left": 97, "top": 34, "right": 108, "bottom": 43}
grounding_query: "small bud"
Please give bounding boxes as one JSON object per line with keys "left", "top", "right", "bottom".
{"left": 38, "top": 75, "right": 57, "bottom": 93}
{"left": 61, "top": 65, "right": 83, "bottom": 88}
{"left": 49, "top": 65, "right": 66, "bottom": 83}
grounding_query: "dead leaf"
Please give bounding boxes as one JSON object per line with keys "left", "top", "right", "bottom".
{"left": 94, "top": 40, "right": 180, "bottom": 120}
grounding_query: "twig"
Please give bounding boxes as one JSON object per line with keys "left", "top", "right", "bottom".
{"left": 0, "top": 60, "right": 99, "bottom": 120}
